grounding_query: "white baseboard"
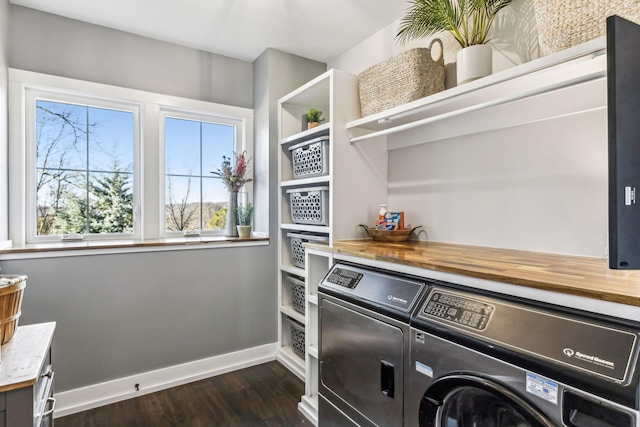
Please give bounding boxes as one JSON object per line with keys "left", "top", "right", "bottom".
{"left": 53, "top": 342, "right": 279, "bottom": 418}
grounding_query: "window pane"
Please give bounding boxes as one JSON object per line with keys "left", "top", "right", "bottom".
{"left": 165, "top": 118, "right": 201, "bottom": 176}
{"left": 33, "top": 98, "right": 135, "bottom": 238}
{"left": 88, "top": 172, "right": 134, "bottom": 234}
{"left": 202, "top": 176, "right": 228, "bottom": 231}
{"left": 89, "top": 107, "right": 134, "bottom": 173}
{"left": 36, "top": 170, "right": 87, "bottom": 235}
{"left": 202, "top": 122, "right": 234, "bottom": 174}
{"left": 165, "top": 175, "right": 201, "bottom": 232}
{"left": 163, "top": 116, "right": 237, "bottom": 234}
{"left": 36, "top": 100, "right": 87, "bottom": 171}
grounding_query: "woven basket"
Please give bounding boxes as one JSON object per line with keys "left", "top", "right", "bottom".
{"left": 533, "top": 0, "right": 640, "bottom": 55}
{"left": 358, "top": 39, "right": 445, "bottom": 117}
{"left": 0, "top": 275, "right": 26, "bottom": 344}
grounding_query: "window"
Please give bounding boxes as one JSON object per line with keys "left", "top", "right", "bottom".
{"left": 9, "top": 69, "right": 255, "bottom": 248}
{"left": 27, "top": 91, "right": 140, "bottom": 242}
{"left": 162, "top": 113, "right": 246, "bottom": 235}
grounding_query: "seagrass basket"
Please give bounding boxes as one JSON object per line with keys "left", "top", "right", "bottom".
{"left": 533, "top": 0, "right": 640, "bottom": 55}
{"left": 358, "top": 38, "right": 445, "bottom": 117}
{"left": 0, "top": 275, "right": 26, "bottom": 344}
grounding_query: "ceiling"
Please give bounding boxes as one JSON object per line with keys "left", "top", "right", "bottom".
{"left": 9, "top": 0, "right": 409, "bottom": 63}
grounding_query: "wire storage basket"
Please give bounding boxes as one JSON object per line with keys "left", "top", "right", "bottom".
{"left": 358, "top": 40, "right": 445, "bottom": 117}
{"left": 287, "top": 186, "right": 329, "bottom": 226}
{"left": 288, "top": 317, "right": 306, "bottom": 359}
{"left": 289, "top": 136, "right": 329, "bottom": 179}
{"left": 287, "top": 232, "right": 329, "bottom": 269}
{"left": 286, "top": 275, "right": 306, "bottom": 314}
{"left": 533, "top": 0, "right": 640, "bottom": 55}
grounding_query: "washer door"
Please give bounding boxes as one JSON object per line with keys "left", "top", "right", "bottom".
{"left": 419, "top": 375, "right": 555, "bottom": 427}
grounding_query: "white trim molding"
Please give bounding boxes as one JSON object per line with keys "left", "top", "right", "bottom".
{"left": 53, "top": 342, "right": 278, "bottom": 418}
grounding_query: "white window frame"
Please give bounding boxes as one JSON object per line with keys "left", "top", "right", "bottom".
{"left": 8, "top": 69, "right": 255, "bottom": 248}
{"left": 160, "top": 107, "right": 252, "bottom": 237}
{"left": 24, "top": 87, "right": 142, "bottom": 243}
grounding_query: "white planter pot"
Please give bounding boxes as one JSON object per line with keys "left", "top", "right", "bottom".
{"left": 237, "top": 225, "right": 252, "bottom": 239}
{"left": 456, "top": 44, "right": 493, "bottom": 85}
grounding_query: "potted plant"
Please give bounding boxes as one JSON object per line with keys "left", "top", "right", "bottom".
{"left": 305, "top": 108, "right": 326, "bottom": 129}
{"left": 236, "top": 202, "right": 254, "bottom": 238}
{"left": 396, "top": 0, "right": 516, "bottom": 84}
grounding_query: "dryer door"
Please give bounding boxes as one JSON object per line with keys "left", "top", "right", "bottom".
{"left": 419, "top": 375, "right": 555, "bottom": 427}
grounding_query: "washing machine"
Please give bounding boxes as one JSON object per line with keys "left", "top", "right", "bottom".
{"left": 407, "top": 283, "right": 640, "bottom": 427}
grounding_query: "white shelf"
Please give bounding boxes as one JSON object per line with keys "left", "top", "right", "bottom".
{"left": 280, "top": 123, "right": 330, "bottom": 146}
{"left": 280, "top": 224, "right": 330, "bottom": 234}
{"left": 280, "top": 264, "right": 306, "bottom": 277}
{"left": 280, "top": 176, "right": 330, "bottom": 188}
{"left": 308, "top": 294, "right": 318, "bottom": 306}
{"left": 347, "top": 37, "right": 607, "bottom": 147}
{"left": 281, "top": 305, "right": 305, "bottom": 324}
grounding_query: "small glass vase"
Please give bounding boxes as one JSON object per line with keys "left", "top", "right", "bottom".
{"left": 225, "top": 191, "right": 239, "bottom": 237}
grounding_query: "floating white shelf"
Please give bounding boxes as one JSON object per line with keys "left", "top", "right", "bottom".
{"left": 347, "top": 37, "right": 607, "bottom": 148}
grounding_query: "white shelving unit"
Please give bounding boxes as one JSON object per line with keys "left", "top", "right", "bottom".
{"left": 276, "top": 69, "right": 388, "bottom": 425}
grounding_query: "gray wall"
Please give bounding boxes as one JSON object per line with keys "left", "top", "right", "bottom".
{"left": 253, "top": 49, "right": 326, "bottom": 239}
{"left": 10, "top": 5, "right": 253, "bottom": 108}
{"left": 4, "top": 5, "right": 323, "bottom": 393}
{"left": 1, "top": 248, "right": 276, "bottom": 390}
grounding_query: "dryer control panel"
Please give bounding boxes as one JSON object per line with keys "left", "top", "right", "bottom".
{"left": 422, "top": 291, "right": 494, "bottom": 331}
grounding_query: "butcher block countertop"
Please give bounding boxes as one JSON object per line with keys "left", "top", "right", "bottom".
{"left": 305, "top": 240, "right": 640, "bottom": 308}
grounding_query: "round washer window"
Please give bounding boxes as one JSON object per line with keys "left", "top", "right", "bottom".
{"left": 438, "top": 386, "right": 537, "bottom": 427}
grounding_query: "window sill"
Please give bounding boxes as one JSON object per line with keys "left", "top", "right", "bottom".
{"left": 0, "top": 235, "right": 269, "bottom": 260}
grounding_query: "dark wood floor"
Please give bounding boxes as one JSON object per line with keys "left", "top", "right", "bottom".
{"left": 56, "top": 361, "right": 308, "bottom": 427}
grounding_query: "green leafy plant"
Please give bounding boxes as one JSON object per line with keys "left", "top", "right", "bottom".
{"left": 396, "top": 0, "right": 516, "bottom": 48}
{"left": 236, "top": 203, "right": 254, "bottom": 226}
{"left": 305, "top": 108, "right": 326, "bottom": 124}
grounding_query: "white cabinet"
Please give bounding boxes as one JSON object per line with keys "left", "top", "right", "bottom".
{"left": 276, "top": 69, "right": 388, "bottom": 425}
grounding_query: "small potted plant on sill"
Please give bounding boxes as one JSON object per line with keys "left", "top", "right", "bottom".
{"left": 305, "top": 108, "right": 326, "bottom": 129}
{"left": 396, "top": 0, "right": 516, "bottom": 85}
{"left": 236, "top": 202, "right": 254, "bottom": 239}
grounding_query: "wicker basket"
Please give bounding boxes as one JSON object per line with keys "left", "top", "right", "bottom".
{"left": 533, "top": 1, "right": 640, "bottom": 55}
{"left": 358, "top": 39, "right": 445, "bottom": 117}
{"left": 0, "top": 275, "right": 27, "bottom": 344}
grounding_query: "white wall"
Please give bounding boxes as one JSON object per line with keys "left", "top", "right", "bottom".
{"left": 0, "top": 0, "right": 8, "bottom": 243}
{"left": 327, "top": 1, "right": 608, "bottom": 257}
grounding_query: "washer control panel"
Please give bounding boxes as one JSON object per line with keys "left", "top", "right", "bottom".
{"left": 325, "top": 268, "right": 363, "bottom": 289}
{"left": 422, "top": 291, "right": 494, "bottom": 331}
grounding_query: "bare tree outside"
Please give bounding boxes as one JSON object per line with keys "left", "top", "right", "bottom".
{"left": 165, "top": 176, "right": 198, "bottom": 231}
{"left": 35, "top": 102, "right": 94, "bottom": 235}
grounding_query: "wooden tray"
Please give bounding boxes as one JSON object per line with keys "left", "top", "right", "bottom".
{"left": 359, "top": 225, "right": 421, "bottom": 242}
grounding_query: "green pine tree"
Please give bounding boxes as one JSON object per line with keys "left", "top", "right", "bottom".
{"left": 52, "top": 164, "right": 133, "bottom": 234}
{"left": 90, "top": 170, "right": 133, "bottom": 233}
